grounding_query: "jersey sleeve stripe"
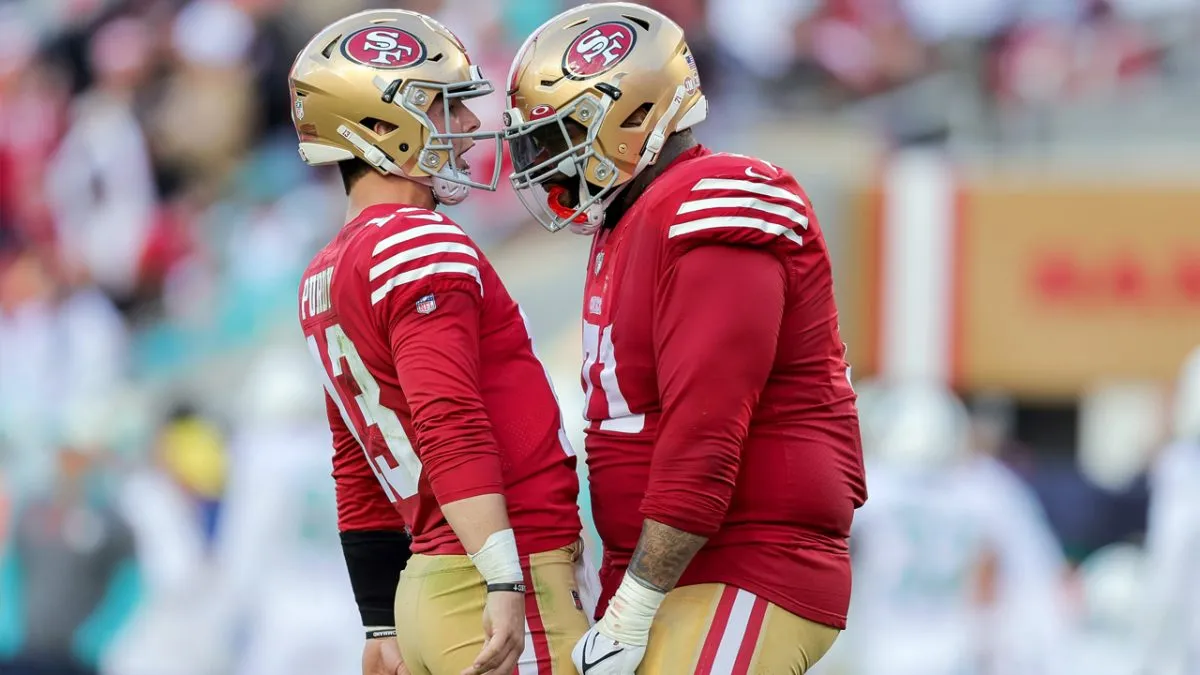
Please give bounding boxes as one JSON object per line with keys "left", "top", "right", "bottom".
{"left": 668, "top": 216, "right": 804, "bottom": 246}
{"left": 368, "top": 242, "right": 479, "bottom": 281}
{"left": 690, "top": 178, "right": 806, "bottom": 207}
{"left": 677, "top": 196, "right": 810, "bottom": 230}
{"left": 370, "top": 261, "right": 483, "bottom": 305}
{"left": 372, "top": 223, "right": 465, "bottom": 256}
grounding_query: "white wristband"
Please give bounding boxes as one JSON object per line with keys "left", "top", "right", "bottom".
{"left": 597, "top": 573, "right": 666, "bottom": 646}
{"left": 468, "top": 528, "right": 523, "bottom": 585}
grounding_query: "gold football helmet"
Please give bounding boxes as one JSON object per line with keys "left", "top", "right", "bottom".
{"left": 289, "top": 10, "right": 502, "bottom": 205}
{"left": 504, "top": 2, "right": 708, "bottom": 233}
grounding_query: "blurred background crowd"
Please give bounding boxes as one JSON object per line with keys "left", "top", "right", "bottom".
{"left": 1, "top": 0, "right": 1199, "bottom": 673}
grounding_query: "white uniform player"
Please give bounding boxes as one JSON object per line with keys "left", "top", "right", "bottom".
{"left": 1140, "top": 346, "right": 1200, "bottom": 675}
{"left": 836, "top": 383, "right": 1068, "bottom": 675}
{"left": 213, "top": 349, "right": 362, "bottom": 675}
{"left": 1069, "top": 543, "right": 1146, "bottom": 675}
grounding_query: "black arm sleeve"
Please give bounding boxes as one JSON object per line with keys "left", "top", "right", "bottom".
{"left": 340, "top": 529, "right": 413, "bottom": 627}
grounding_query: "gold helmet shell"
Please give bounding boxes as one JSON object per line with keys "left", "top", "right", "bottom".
{"left": 503, "top": 2, "right": 708, "bottom": 232}
{"left": 289, "top": 9, "right": 502, "bottom": 203}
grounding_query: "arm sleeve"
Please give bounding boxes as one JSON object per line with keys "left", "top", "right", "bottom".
{"left": 387, "top": 289, "right": 505, "bottom": 505}
{"left": 328, "top": 394, "right": 406, "bottom": 533}
{"left": 640, "top": 244, "right": 786, "bottom": 537}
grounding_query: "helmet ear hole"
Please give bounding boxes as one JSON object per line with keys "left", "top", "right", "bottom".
{"left": 620, "top": 103, "right": 653, "bottom": 129}
{"left": 361, "top": 118, "right": 398, "bottom": 135}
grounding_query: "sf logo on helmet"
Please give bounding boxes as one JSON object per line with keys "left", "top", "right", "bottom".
{"left": 563, "top": 21, "right": 637, "bottom": 79}
{"left": 342, "top": 27, "right": 427, "bottom": 69}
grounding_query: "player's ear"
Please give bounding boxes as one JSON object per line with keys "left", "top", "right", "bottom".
{"left": 373, "top": 119, "right": 398, "bottom": 135}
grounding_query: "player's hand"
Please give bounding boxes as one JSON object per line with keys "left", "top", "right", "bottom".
{"left": 571, "top": 623, "right": 647, "bottom": 675}
{"left": 362, "top": 636, "right": 410, "bottom": 675}
{"left": 573, "top": 573, "right": 663, "bottom": 674}
{"left": 462, "top": 589, "right": 525, "bottom": 675}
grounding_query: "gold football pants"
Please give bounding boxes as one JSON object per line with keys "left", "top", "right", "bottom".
{"left": 394, "top": 542, "right": 592, "bottom": 674}
{"left": 640, "top": 583, "right": 840, "bottom": 674}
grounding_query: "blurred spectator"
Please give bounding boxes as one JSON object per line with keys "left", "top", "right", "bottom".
{"left": 151, "top": 0, "right": 258, "bottom": 192}
{"left": 39, "top": 0, "right": 113, "bottom": 96}
{"left": 102, "top": 407, "right": 229, "bottom": 675}
{"left": 0, "top": 249, "right": 129, "bottom": 489}
{"left": 237, "top": 0, "right": 302, "bottom": 137}
{"left": 798, "top": 0, "right": 932, "bottom": 97}
{"left": 0, "top": 7, "right": 70, "bottom": 254}
{"left": 992, "top": 0, "right": 1159, "bottom": 108}
{"left": 0, "top": 443, "right": 140, "bottom": 675}
{"left": 45, "top": 17, "right": 157, "bottom": 305}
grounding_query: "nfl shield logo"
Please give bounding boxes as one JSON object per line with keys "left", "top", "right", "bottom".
{"left": 415, "top": 294, "right": 437, "bottom": 314}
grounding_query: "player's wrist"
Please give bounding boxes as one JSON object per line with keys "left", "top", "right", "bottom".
{"left": 364, "top": 626, "right": 397, "bottom": 640}
{"left": 467, "top": 528, "right": 523, "bottom": 586}
{"left": 597, "top": 572, "right": 665, "bottom": 646}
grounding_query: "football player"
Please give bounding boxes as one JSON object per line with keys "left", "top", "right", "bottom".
{"left": 1140, "top": 345, "right": 1200, "bottom": 675}
{"left": 844, "top": 382, "right": 1069, "bottom": 675}
{"left": 214, "top": 349, "right": 362, "bottom": 675}
{"left": 290, "top": 10, "right": 592, "bottom": 675}
{"left": 503, "top": 4, "right": 868, "bottom": 673}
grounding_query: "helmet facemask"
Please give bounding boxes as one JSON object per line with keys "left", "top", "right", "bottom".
{"left": 357, "top": 65, "right": 503, "bottom": 205}
{"left": 505, "top": 94, "right": 622, "bottom": 234}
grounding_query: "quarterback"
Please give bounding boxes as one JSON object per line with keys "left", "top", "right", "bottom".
{"left": 290, "top": 10, "right": 590, "bottom": 675}
{"left": 504, "top": 3, "right": 868, "bottom": 673}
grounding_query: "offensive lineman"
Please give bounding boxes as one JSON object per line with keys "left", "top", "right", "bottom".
{"left": 290, "top": 10, "right": 591, "bottom": 675}
{"left": 503, "top": 3, "right": 867, "bottom": 672}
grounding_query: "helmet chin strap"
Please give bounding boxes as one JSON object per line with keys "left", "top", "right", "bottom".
{"left": 632, "top": 85, "right": 686, "bottom": 178}
{"left": 431, "top": 175, "right": 469, "bottom": 206}
{"left": 567, "top": 203, "right": 605, "bottom": 235}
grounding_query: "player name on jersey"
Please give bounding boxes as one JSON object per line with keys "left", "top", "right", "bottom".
{"left": 301, "top": 266, "right": 334, "bottom": 320}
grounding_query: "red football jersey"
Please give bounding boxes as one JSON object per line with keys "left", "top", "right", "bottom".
{"left": 581, "top": 148, "right": 867, "bottom": 629}
{"left": 299, "top": 203, "right": 581, "bottom": 556}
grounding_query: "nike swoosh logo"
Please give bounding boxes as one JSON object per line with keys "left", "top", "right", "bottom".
{"left": 745, "top": 166, "right": 771, "bottom": 181}
{"left": 580, "top": 632, "right": 623, "bottom": 672}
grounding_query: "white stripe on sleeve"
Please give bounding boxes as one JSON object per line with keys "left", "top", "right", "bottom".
{"left": 690, "top": 178, "right": 806, "bottom": 207}
{"left": 368, "top": 242, "right": 478, "bottom": 281}
{"left": 370, "top": 262, "right": 482, "bottom": 305}
{"left": 677, "top": 196, "right": 809, "bottom": 229}
{"left": 668, "top": 216, "right": 803, "bottom": 246}
{"left": 372, "top": 223, "right": 464, "bottom": 256}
